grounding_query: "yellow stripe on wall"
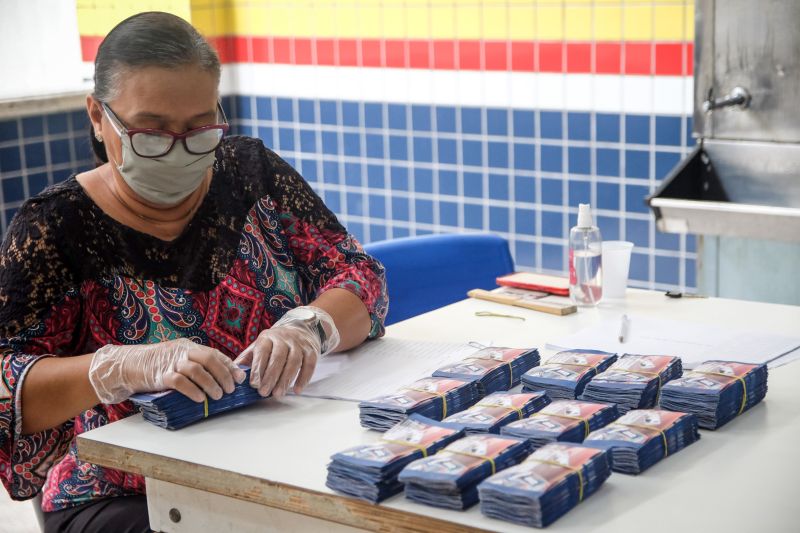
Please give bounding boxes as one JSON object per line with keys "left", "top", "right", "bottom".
{"left": 78, "top": 1, "right": 694, "bottom": 43}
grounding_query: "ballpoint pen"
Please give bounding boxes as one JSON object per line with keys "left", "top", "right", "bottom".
{"left": 618, "top": 314, "right": 630, "bottom": 343}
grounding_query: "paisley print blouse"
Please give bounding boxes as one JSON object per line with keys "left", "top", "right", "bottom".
{"left": 0, "top": 136, "right": 388, "bottom": 511}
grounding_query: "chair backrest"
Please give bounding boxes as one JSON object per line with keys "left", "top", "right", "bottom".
{"left": 364, "top": 233, "right": 514, "bottom": 325}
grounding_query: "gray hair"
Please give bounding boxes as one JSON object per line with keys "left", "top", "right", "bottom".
{"left": 90, "top": 11, "right": 221, "bottom": 162}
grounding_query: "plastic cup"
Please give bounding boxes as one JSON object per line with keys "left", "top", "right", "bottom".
{"left": 602, "top": 241, "right": 634, "bottom": 300}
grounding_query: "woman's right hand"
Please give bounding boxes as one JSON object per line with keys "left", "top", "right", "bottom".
{"left": 88, "top": 338, "right": 246, "bottom": 404}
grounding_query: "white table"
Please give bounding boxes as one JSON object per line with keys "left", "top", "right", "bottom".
{"left": 77, "top": 290, "right": 800, "bottom": 532}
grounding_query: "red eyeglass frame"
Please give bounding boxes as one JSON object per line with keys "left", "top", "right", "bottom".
{"left": 101, "top": 101, "right": 230, "bottom": 158}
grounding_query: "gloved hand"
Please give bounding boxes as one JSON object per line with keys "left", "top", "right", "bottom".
{"left": 235, "top": 306, "right": 340, "bottom": 398}
{"left": 89, "top": 337, "right": 246, "bottom": 404}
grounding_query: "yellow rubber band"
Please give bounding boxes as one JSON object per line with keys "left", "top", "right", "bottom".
{"left": 466, "top": 356, "right": 515, "bottom": 388}
{"left": 203, "top": 397, "right": 209, "bottom": 418}
{"left": 442, "top": 449, "right": 496, "bottom": 475}
{"left": 404, "top": 387, "right": 449, "bottom": 418}
{"left": 615, "top": 422, "right": 669, "bottom": 457}
{"left": 381, "top": 439, "right": 428, "bottom": 458}
{"left": 527, "top": 458, "right": 585, "bottom": 502}
{"left": 607, "top": 368, "right": 664, "bottom": 403}
{"left": 475, "top": 402, "right": 524, "bottom": 421}
{"left": 690, "top": 370, "right": 748, "bottom": 415}
{"left": 533, "top": 412, "right": 590, "bottom": 439}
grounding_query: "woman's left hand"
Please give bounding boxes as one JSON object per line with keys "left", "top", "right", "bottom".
{"left": 234, "top": 306, "right": 340, "bottom": 398}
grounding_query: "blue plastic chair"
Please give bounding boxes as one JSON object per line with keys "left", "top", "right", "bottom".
{"left": 364, "top": 233, "right": 515, "bottom": 325}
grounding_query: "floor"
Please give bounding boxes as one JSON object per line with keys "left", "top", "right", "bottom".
{"left": 0, "top": 489, "right": 40, "bottom": 533}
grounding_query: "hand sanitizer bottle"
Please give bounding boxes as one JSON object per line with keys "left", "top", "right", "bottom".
{"left": 569, "top": 203, "right": 602, "bottom": 306}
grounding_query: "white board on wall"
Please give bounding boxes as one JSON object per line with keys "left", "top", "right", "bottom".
{"left": 0, "top": 0, "right": 86, "bottom": 100}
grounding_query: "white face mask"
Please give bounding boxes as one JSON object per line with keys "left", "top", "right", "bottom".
{"left": 111, "top": 134, "right": 215, "bottom": 205}
{"left": 102, "top": 104, "right": 220, "bottom": 206}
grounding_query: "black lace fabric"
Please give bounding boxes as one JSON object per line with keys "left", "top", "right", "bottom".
{"left": 0, "top": 136, "right": 347, "bottom": 339}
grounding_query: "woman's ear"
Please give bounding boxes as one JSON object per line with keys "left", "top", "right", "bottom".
{"left": 86, "top": 95, "right": 104, "bottom": 140}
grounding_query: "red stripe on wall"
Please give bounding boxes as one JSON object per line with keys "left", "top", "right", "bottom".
{"left": 81, "top": 35, "right": 693, "bottom": 76}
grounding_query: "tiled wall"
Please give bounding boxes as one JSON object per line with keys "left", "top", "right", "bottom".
{"left": 0, "top": 1, "right": 698, "bottom": 292}
{"left": 0, "top": 111, "right": 94, "bottom": 233}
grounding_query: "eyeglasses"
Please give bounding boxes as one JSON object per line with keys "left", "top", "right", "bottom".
{"left": 101, "top": 102, "right": 229, "bottom": 158}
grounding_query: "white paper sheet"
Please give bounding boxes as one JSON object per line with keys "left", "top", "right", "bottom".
{"left": 546, "top": 315, "right": 800, "bottom": 369}
{"left": 299, "top": 337, "right": 480, "bottom": 401}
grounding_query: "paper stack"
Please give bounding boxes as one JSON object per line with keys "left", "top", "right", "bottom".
{"left": 442, "top": 392, "right": 551, "bottom": 434}
{"left": 501, "top": 400, "right": 619, "bottom": 450}
{"left": 432, "top": 346, "right": 540, "bottom": 395}
{"left": 358, "top": 377, "right": 483, "bottom": 431}
{"left": 398, "top": 434, "right": 531, "bottom": 510}
{"left": 583, "top": 409, "right": 700, "bottom": 474}
{"left": 478, "top": 443, "right": 613, "bottom": 528}
{"left": 326, "top": 414, "right": 464, "bottom": 502}
{"left": 579, "top": 354, "right": 683, "bottom": 414}
{"left": 659, "top": 360, "right": 768, "bottom": 429}
{"left": 521, "top": 349, "right": 618, "bottom": 399}
{"left": 130, "top": 367, "right": 262, "bottom": 430}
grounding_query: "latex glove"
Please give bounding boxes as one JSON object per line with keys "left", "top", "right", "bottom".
{"left": 234, "top": 306, "right": 340, "bottom": 398}
{"left": 89, "top": 337, "right": 246, "bottom": 404}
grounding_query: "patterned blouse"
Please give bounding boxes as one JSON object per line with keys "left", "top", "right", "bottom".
{"left": 0, "top": 136, "right": 388, "bottom": 512}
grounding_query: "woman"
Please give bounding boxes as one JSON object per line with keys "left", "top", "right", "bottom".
{"left": 0, "top": 12, "right": 387, "bottom": 532}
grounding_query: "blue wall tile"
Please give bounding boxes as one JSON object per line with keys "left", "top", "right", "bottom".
{"left": 345, "top": 162, "right": 362, "bottom": 186}
{"left": 625, "top": 184, "right": 651, "bottom": 213}
{"left": 597, "top": 182, "right": 620, "bottom": 210}
{"left": 258, "top": 126, "right": 274, "bottom": 148}
{"left": 415, "top": 168, "right": 433, "bottom": 193}
{"left": 625, "top": 115, "right": 650, "bottom": 144}
{"left": 2, "top": 177, "right": 24, "bottom": 202}
{"left": 515, "top": 208, "right": 536, "bottom": 235}
{"left": 322, "top": 160, "right": 339, "bottom": 184}
{"left": 567, "top": 112, "right": 590, "bottom": 141}
{"left": 436, "top": 106, "right": 456, "bottom": 133}
{"left": 300, "top": 130, "right": 317, "bottom": 152}
{"left": 367, "top": 164, "right": 384, "bottom": 188}
{"left": 625, "top": 218, "right": 650, "bottom": 248}
{"left": 412, "top": 105, "right": 432, "bottom": 132}
{"left": 440, "top": 201, "right": 458, "bottom": 226}
{"left": 27, "top": 172, "right": 49, "bottom": 196}
{"left": 369, "top": 194, "right": 386, "bottom": 217}
{"left": 655, "top": 151, "right": 681, "bottom": 180}
{"left": 515, "top": 241, "right": 536, "bottom": 269}
{"left": 366, "top": 133, "right": 383, "bottom": 158}
{"left": 541, "top": 210, "right": 563, "bottom": 238}
{"left": 629, "top": 252, "right": 649, "bottom": 282}
{"left": 392, "top": 196, "right": 410, "bottom": 221}
{"left": 625, "top": 150, "right": 649, "bottom": 179}
{"left": 298, "top": 99, "right": 315, "bottom": 123}
{"left": 438, "top": 138, "right": 457, "bottom": 164}
{"left": 597, "top": 215, "right": 620, "bottom": 241}
{"left": 568, "top": 147, "right": 590, "bottom": 175}
{"left": 487, "top": 108, "right": 508, "bottom": 136}
{"left": 300, "top": 158, "right": 318, "bottom": 181}
{"left": 595, "top": 113, "right": 620, "bottom": 142}
{"left": 655, "top": 116, "right": 682, "bottom": 146}
{"left": 488, "top": 173, "right": 509, "bottom": 201}
{"left": 46, "top": 113, "right": 69, "bottom": 135}
{"left": 541, "top": 178, "right": 563, "bottom": 206}
{"left": 489, "top": 142, "right": 510, "bottom": 168}
{"left": 277, "top": 98, "right": 294, "bottom": 122}
{"left": 256, "top": 97, "right": 273, "bottom": 120}
{"left": 464, "top": 203, "right": 483, "bottom": 229}
{"left": 542, "top": 244, "right": 564, "bottom": 271}
{"left": 512, "top": 110, "right": 535, "bottom": 138}
{"left": 50, "top": 139, "right": 71, "bottom": 165}
{"left": 461, "top": 107, "right": 482, "bottom": 134}
{"left": 319, "top": 100, "right": 337, "bottom": 125}
{"left": 24, "top": 143, "right": 46, "bottom": 168}
{"left": 365, "top": 103, "right": 383, "bottom": 128}
{"left": 490, "top": 206, "right": 510, "bottom": 232}
{"left": 391, "top": 166, "right": 409, "bottom": 191}
{"left": 540, "top": 111, "right": 563, "bottom": 139}
{"left": 389, "top": 136, "right": 408, "bottom": 160}
{"left": 439, "top": 170, "right": 458, "bottom": 195}
{"left": 513, "top": 143, "right": 534, "bottom": 171}
{"left": 0, "top": 120, "right": 18, "bottom": 142}
{"left": 343, "top": 132, "right": 360, "bottom": 156}
{"left": 463, "top": 171, "right": 483, "bottom": 198}
{"left": 278, "top": 128, "right": 295, "bottom": 151}
{"left": 541, "top": 145, "right": 563, "bottom": 173}
{"left": 462, "top": 140, "right": 482, "bottom": 166}
{"left": 347, "top": 192, "right": 364, "bottom": 215}
{"left": 514, "top": 176, "right": 535, "bottom": 203}
{"left": 413, "top": 137, "right": 433, "bottom": 162}
{"left": 371, "top": 224, "right": 387, "bottom": 241}
{"left": 22, "top": 116, "right": 44, "bottom": 138}
{"left": 342, "top": 101, "right": 360, "bottom": 127}
{"left": 388, "top": 104, "right": 407, "bottom": 130}
{"left": 596, "top": 149, "right": 620, "bottom": 177}
{"left": 568, "top": 179, "right": 591, "bottom": 206}
{"left": 416, "top": 199, "right": 434, "bottom": 224}
{"left": 655, "top": 256, "right": 680, "bottom": 286}
{"left": 655, "top": 231, "right": 681, "bottom": 251}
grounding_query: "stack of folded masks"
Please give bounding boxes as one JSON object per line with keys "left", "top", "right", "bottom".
{"left": 501, "top": 400, "right": 619, "bottom": 450}
{"left": 659, "top": 360, "right": 768, "bottom": 429}
{"left": 442, "top": 392, "right": 551, "bottom": 434}
{"left": 579, "top": 354, "right": 683, "bottom": 414}
{"left": 326, "top": 414, "right": 464, "bottom": 502}
{"left": 521, "top": 349, "right": 617, "bottom": 399}
{"left": 583, "top": 408, "right": 700, "bottom": 475}
{"left": 397, "top": 434, "right": 532, "bottom": 510}
{"left": 478, "top": 443, "right": 613, "bottom": 528}
{"left": 130, "top": 367, "right": 262, "bottom": 430}
{"left": 432, "top": 346, "right": 540, "bottom": 395}
{"left": 359, "top": 377, "right": 483, "bottom": 431}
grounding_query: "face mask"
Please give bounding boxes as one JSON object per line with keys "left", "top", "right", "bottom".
{"left": 109, "top": 135, "right": 216, "bottom": 206}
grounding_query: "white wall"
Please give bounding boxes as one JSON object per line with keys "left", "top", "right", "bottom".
{"left": 0, "top": 0, "right": 86, "bottom": 100}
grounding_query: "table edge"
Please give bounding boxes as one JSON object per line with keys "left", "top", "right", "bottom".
{"left": 76, "top": 435, "right": 493, "bottom": 533}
